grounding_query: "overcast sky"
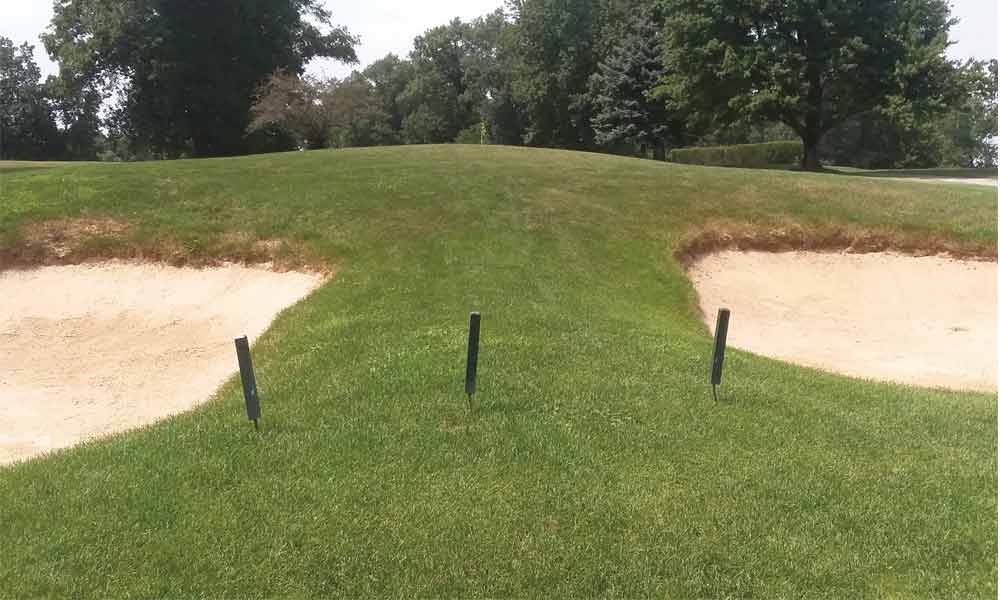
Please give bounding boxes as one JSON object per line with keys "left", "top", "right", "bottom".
{"left": 2, "top": 0, "right": 996, "bottom": 80}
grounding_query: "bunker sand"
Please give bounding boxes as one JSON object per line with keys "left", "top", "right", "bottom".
{"left": 904, "top": 177, "right": 998, "bottom": 187}
{"left": 0, "top": 262, "right": 324, "bottom": 465}
{"left": 689, "top": 251, "right": 997, "bottom": 392}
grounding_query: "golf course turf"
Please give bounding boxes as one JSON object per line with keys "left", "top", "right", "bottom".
{"left": 0, "top": 145, "right": 996, "bottom": 597}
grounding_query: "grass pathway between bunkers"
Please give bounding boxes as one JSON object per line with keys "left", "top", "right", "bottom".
{"left": 0, "top": 145, "right": 996, "bottom": 597}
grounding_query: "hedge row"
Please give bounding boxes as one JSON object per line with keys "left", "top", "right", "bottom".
{"left": 666, "top": 141, "right": 802, "bottom": 168}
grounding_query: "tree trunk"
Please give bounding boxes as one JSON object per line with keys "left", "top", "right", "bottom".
{"left": 800, "top": 64, "right": 824, "bottom": 171}
{"left": 653, "top": 142, "right": 666, "bottom": 161}
{"left": 801, "top": 140, "right": 821, "bottom": 170}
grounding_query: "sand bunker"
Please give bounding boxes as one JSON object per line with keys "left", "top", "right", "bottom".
{"left": 1, "top": 262, "right": 324, "bottom": 465}
{"left": 689, "top": 251, "right": 997, "bottom": 392}
{"left": 905, "top": 177, "right": 997, "bottom": 187}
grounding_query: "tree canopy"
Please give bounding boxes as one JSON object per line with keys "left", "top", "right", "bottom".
{"left": 43, "top": 0, "right": 358, "bottom": 157}
{"left": 0, "top": 38, "right": 61, "bottom": 160}
{"left": 247, "top": 71, "right": 393, "bottom": 150}
{"left": 2, "top": 0, "right": 993, "bottom": 168}
{"left": 0, "top": 37, "right": 102, "bottom": 161}
{"left": 589, "top": 9, "right": 685, "bottom": 159}
{"left": 659, "top": 0, "right": 956, "bottom": 169}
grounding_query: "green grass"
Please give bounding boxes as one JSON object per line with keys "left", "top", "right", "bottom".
{"left": 0, "top": 159, "right": 94, "bottom": 171}
{"left": 0, "top": 146, "right": 995, "bottom": 598}
{"left": 827, "top": 165, "right": 998, "bottom": 179}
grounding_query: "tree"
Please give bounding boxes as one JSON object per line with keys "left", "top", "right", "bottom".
{"left": 699, "top": 119, "right": 798, "bottom": 147}
{"left": 0, "top": 38, "right": 61, "bottom": 160}
{"left": 506, "top": 0, "right": 646, "bottom": 149}
{"left": 364, "top": 54, "right": 416, "bottom": 135}
{"left": 324, "top": 74, "right": 396, "bottom": 148}
{"left": 401, "top": 105, "right": 451, "bottom": 144}
{"left": 589, "top": 9, "right": 683, "bottom": 159}
{"left": 248, "top": 72, "right": 392, "bottom": 149}
{"left": 248, "top": 72, "right": 333, "bottom": 149}
{"left": 397, "top": 18, "right": 479, "bottom": 144}
{"left": 507, "top": 0, "right": 601, "bottom": 148}
{"left": 660, "top": 0, "right": 955, "bottom": 170}
{"left": 461, "top": 10, "right": 525, "bottom": 145}
{"left": 819, "top": 108, "right": 943, "bottom": 169}
{"left": 937, "top": 59, "right": 998, "bottom": 167}
{"left": 819, "top": 59, "right": 997, "bottom": 169}
{"left": 385, "top": 13, "right": 522, "bottom": 145}
{"left": 44, "top": 0, "right": 357, "bottom": 158}
{"left": 46, "top": 74, "right": 103, "bottom": 160}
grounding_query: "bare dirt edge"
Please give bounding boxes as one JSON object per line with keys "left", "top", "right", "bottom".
{"left": 0, "top": 217, "right": 333, "bottom": 275}
{"left": 674, "top": 221, "right": 997, "bottom": 267}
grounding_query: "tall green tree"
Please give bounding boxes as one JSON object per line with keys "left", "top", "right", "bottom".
{"left": 660, "top": 0, "right": 955, "bottom": 170}
{"left": 819, "top": 109, "right": 942, "bottom": 169}
{"left": 458, "top": 11, "right": 524, "bottom": 145}
{"left": 398, "top": 19, "right": 477, "bottom": 143}
{"left": 937, "top": 59, "right": 998, "bottom": 167}
{"left": 0, "top": 38, "right": 61, "bottom": 160}
{"left": 589, "top": 9, "right": 682, "bottom": 159}
{"left": 507, "top": 0, "right": 600, "bottom": 148}
{"left": 46, "top": 74, "right": 103, "bottom": 160}
{"left": 820, "top": 59, "right": 997, "bottom": 169}
{"left": 507, "top": 0, "right": 646, "bottom": 149}
{"left": 44, "top": 0, "right": 357, "bottom": 158}
{"left": 389, "top": 12, "right": 520, "bottom": 145}
{"left": 326, "top": 74, "right": 397, "bottom": 148}
{"left": 364, "top": 54, "right": 415, "bottom": 137}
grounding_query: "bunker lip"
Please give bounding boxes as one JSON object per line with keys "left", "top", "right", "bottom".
{"left": 687, "top": 249, "right": 997, "bottom": 393}
{"left": 0, "top": 260, "right": 326, "bottom": 465}
{"left": 2, "top": 217, "right": 332, "bottom": 274}
{"left": 674, "top": 221, "right": 997, "bottom": 268}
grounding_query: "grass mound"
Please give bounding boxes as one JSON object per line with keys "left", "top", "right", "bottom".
{"left": 0, "top": 145, "right": 996, "bottom": 597}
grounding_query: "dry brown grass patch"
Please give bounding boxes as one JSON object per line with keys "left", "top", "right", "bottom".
{"left": 1, "top": 218, "right": 331, "bottom": 274}
{"left": 22, "top": 217, "right": 131, "bottom": 257}
{"left": 675, "top": 220, "right": 997, "bottom": 266}
{"left": 1, "top": 217, "right": 133, "bottom": 268}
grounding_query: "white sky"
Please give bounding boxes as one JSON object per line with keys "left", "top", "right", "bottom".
{"left": 308, "top": 1, "right": 505, "bottom": 78}
{"left": 1, "top": 0, "right": 996, "bottom": 80}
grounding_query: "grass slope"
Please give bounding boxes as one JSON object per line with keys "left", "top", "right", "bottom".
{"left": 827, "top": 166, "right": 998, "bottom": 180}
{"left": 0, "top": 146, "right": 996, "bottom": 598}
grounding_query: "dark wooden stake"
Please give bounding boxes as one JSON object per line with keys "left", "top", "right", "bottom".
{"left": 465, "top": 312, "right": 481, "bottom": 407}
{"left": 711, "top": 308, "right": 730, "bottom": 401}
{"left": 235, "top": 335, "right": 261, "bottom": 428}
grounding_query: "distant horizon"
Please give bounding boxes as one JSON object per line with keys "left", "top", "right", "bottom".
{"left": 2, "top": 0, "right": 996, "bottom": 82}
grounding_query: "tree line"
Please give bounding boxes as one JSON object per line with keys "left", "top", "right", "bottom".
{"left": 1, "top": 0, "right": 996, "bottom": 169}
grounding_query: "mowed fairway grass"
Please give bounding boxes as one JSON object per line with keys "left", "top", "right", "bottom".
{"left": 0, "top": 145, "right": 996, "bottom": 597}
